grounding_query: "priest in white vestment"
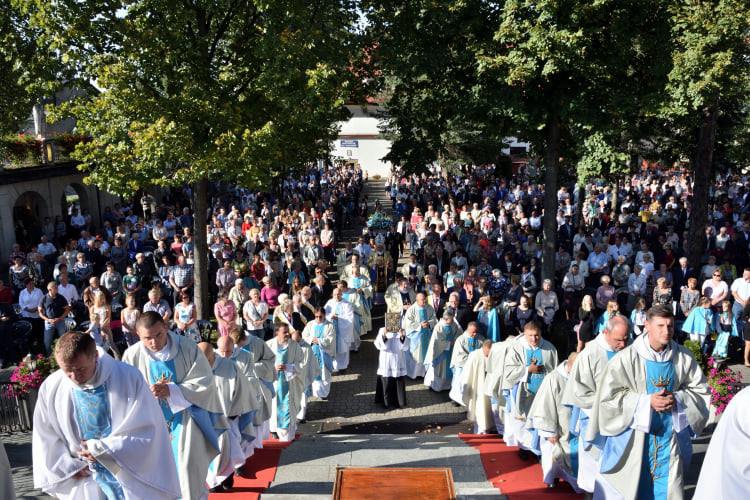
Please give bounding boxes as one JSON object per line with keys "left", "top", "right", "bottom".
{"left": 449, "top": 321, "right": 486, "bottom": 404}
{"left": 694, "top": 386, "right": 750, "bottom": 499}
{"left": 561, "top": 314, "right": 629, "bottom": 493}
{"left": 586, "top": 305, "right": 709, "bottom": 500}
{"left": 266, "top": 324, "right": 306, "bottom": 442}
{"left": 484, "top": 333, "right": 519, "bottom": 435}
{"left": 348, "top": 265, "right": 373, "bottom": 334}
{"left": 424, "top": 309, "right": 463, "bottom": 391}
{"left": 301, "top": 308, "right": 336, "bottom": 398}
{"left": 340, "top": 281, "right": 366, "bottom": 352}
{"left": 290, "top": 329, "right": 321, "bottom": 422}
{"left": 502, "top": 320, "right": 558, "bottom": 455}
{"left": 201, "top": 339, "right": 259, "bottom": 492}
{"left": 402, "top": 294, "right": 437, "bottom": 379}
{"left": 462, "top": 339, "right": 494, "bottom": 433}
{"left": 230, "top": 328, "right": 275, "bottom": 447}
{"left": 123, "top": 311, "right": 225, "bottom": 500}
{"left": 526, "top": 352, "right": 581, "bottom": 491}
{"left": 325, "top": 288, "right": 354, "bottom": 372}
{"left": 339, "top": 253, "right": 370, "bottom": 284}
{"left": 374, "top": 312, "right": 411, "bottom": 408}
{"left": 33, "top": 331, "right": 180, "bottom": 499}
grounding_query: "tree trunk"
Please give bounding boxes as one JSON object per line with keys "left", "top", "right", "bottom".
{"left": 610, "top": 180, "right": 619, "bottom": 219}
{"left": 542, "top": 111, "right": 561, "bottom": 284}
{"left": 192, "top": 177, "right": 210, "bottom": 320}
{"left": 575, "top": 182, "right": 586, "bottom": 230}
{"left": 686, "top": 106, "right": 718, "bottom": 271}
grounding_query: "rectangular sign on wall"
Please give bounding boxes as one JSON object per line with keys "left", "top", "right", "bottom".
{"left": 340, "top": 140, "right": 359, "bottom": 148}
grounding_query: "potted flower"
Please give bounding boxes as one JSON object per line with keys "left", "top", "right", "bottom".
{"left": 705, "top": 356, "right": 743, "bottom": 423}
{"left": 4, "top": 354, "right": 57, "bottom": 428}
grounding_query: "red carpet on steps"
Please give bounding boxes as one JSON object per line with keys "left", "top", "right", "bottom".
{"left": 459, "top": 434, "right": 582, "bottom": 499}
{"left": 208, "top": 437, "right": 296, "bottom": 500}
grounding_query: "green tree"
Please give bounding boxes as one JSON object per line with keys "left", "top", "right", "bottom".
{"left": 478, "top": 0, "right": 669, "bottom": 282}
{"left": 661, "top": 0, "right": 750, "bottom": 269}
{"left": 0, "top": 2, "right": 66, "bottom": 135}
{"left": 21, "top": 0, "right": 359, "bottom": 317}
{"left": 365, "top": 1, "right": 508, "bottom": 173}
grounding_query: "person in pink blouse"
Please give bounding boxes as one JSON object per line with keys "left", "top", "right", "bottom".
{"left": 213, "top": 290, "right": 237, "bottom": 337}
{"left": 260, "top": 276, "right": 281, "bottom": 309}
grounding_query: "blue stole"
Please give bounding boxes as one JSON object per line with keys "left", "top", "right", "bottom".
{"left": 636, "top": 360, "right": 676, "bottom": 500}
{"left": 148, "top": 359, "right": 222, "bottom": 465}
{"left": 72, "top": 384, "right": 125, "bottom": 499}
{"left": 525, "top": 347, "right": 544, "bottom": 395}
{"left": 275, "top": 345, "right": 291, "bottom": 429}
{"left": 311, "top": 323, "right": 333, "bottom": 379}
{"left": 407, "top": 307, "right": 431, "bottom": 360}
{"left": 148, "top": 359, "right": 184, "bottom": 469}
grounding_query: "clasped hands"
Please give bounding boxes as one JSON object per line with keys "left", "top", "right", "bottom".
{"left": 650, "top": 389, "right": 675, "bottom": 413}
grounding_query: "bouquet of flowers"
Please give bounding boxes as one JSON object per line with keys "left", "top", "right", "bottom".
{"left": 366, "top": 211, "right": 392, "bottom": 230}
{"left": 4, "top": 354, "right": 57, "bottom": 399}
{"left": 706, "top": 356, "right": 743, "bottom": 416}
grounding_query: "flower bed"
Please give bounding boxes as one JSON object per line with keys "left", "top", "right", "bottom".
{"left": 706, "top": 356, "right": 743, "bottom": 416}
{"left": 3, "top": 354, "right": 57, "bottom": 399}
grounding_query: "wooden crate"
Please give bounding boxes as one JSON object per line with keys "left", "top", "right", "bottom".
{"left": 333, "top": 467, "right": 456, "bottom": 500}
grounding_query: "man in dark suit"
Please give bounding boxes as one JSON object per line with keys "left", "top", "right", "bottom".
{"left": 672, "top": 256, "right": 693, "bottom": 296}
{"left": 428, "top": 282, "right": 448, "bottom": 319}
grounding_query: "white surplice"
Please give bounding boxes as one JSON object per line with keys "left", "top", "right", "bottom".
{"left": 374, "top": 327, "right": 411, "bottom": 377}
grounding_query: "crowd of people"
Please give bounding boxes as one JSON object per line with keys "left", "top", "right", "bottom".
{"left": 372, "top": 164, "right": 750, "bottom": 498}
{"left": 2, "top": 159, "right": 750, "bottom": 499}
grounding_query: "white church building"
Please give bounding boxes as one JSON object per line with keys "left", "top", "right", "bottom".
{"left": 330, "top": 103, "right": 392, "bottom": 178}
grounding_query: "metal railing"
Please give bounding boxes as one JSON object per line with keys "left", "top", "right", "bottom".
{"left": 0, "top": 382, "right": 33, "bottom": 433}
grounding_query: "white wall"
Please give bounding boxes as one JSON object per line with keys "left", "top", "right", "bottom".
{"left": 331, "top": 138, "right": 392, "bottom": 178}
{"left": 332, "top": 104, "right": 392, "bottom": 178}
